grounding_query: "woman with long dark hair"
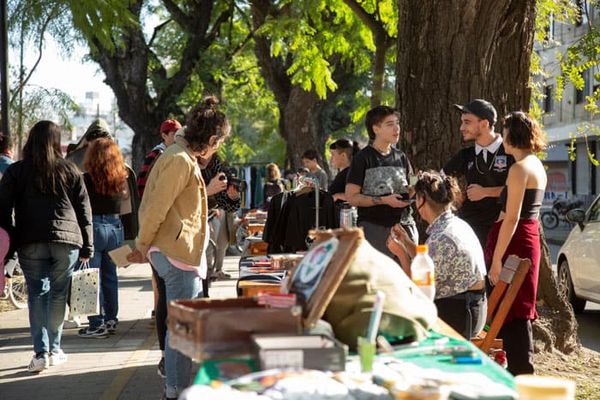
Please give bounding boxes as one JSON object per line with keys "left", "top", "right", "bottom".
{"left": 77, "top": 139, "right": 128, "bottom": 338}
{"left": 127, "top": 96, "right": 231, "bottom": 399}
{"left": 0, "top": 121, "right": 93, "bottom": 372}
{"left": 485, "top": 112, "right": 547, "bottom": 375}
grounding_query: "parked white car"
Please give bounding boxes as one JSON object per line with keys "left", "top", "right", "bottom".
{"left": 556, "top": 196, "right": 600, "bottom": 313}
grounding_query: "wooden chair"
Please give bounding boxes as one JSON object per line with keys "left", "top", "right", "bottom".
{"left": 471, "top": 255, "right": 531, "bottom": 354}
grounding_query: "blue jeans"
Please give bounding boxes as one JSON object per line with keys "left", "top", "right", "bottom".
{"left": 88, "top": 214, "right": 123, "bottom": 329}
{"left": 19, "top": 242, "right": 79, "bottom": 355}
{"left": 150, "top": 251, "right": 201, "bottom": 398}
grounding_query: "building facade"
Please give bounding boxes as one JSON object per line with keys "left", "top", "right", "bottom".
{"left": 537, "top": 3, "right": 599, "bottom": 206}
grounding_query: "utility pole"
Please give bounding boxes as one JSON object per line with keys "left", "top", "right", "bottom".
{"left": 0, "top": 0, "right": 10, "bottom": 138}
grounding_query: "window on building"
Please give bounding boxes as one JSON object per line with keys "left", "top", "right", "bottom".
{"left": 575, "top": 70, "right": 590, "bottom": 104}
{"left": 576, "top": 0, "right": 589, "bottom": 27}
{"left": 544, "top": 85, "right": 554, "bottom": 113}
{"left": 544, "top": 14, "right": 555, "bottom": 41}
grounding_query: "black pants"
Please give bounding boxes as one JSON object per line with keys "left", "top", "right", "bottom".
{"left": 435, "top": 290, "right": 487, "bottom": 339}
{"left": 151, "top": 266, "right": 167, "bottom": 352}
{"left": 499, "top": 318, "right": 534, "bottom": 376}
{"left": 471, "top": 224, "right": 491, "bottom": 254}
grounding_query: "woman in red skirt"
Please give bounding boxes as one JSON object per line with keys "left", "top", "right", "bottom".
{"left": 485, "top": 112, "right": 546, "bottom": 376}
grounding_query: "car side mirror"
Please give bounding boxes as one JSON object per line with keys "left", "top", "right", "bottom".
{"left": 566, "top": 208, "right": 586, "bottom": 230}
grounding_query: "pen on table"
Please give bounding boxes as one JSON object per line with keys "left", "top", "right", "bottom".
{"left": 367, "top": 291, "right": 386, "bottom": 344}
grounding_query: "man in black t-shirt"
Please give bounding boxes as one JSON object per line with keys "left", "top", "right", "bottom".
{"left": 443, "top": 99, "right": 514, "bottom": 249}
{"left": 346, "top": 106, "right": 416, "bottom": 264}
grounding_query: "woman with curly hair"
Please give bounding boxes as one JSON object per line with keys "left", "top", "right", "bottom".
{"left": 127, "top": 96, "right": 232, "bottom": 399}
{"left": 78, "top": 138, "right": 128, "bottom": 338}
{"left": 386, "top": 171, "right": 487, "bottom": 339}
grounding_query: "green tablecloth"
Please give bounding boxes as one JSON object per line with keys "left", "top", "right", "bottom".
{"left": 194, "top": 331, "right": 514, "bottom": 390}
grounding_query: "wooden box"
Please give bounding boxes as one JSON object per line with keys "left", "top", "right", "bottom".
{"left": 168, "top": 297, "right": 302, "bottom": 361}
{"left": 168, "top": 228, "right": 363, "bottom": 361}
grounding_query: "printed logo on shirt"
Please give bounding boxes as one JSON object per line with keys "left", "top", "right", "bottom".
{"left": 362, "top": 166, "right": 408, "bottom": 196}
{"left": 493, "top": 155, "right": 508, "bottom": 172}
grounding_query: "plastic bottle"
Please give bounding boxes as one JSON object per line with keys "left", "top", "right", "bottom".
{"left": 411, "top": 244, "right": 435, "bottom": 300}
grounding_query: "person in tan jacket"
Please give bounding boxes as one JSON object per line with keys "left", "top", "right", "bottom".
{"left": 127, "top": 96, "right": 231, "bottom": 400}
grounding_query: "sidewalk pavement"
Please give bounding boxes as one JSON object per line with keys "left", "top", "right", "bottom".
{"left": 0, "top": 256, "right": 239, "bottom": 400}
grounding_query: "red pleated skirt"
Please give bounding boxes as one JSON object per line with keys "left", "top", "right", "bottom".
{"left": 484, "top": 219, "right": 540, "bottom": 322}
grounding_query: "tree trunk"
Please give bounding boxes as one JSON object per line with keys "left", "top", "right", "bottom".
{"left": 281, "top": 87, "right": 322, "bottom": 169}
{"left": 396, "top": 0, "right": 579, "bottom": 354}
{"left": 251, "top": 0, "right": 329, "bottom": 171}
{"left": 371, "top": 36, "right": 391, "bottom": 108}
{"left": 396, "top": 0, "right": 536, "bottom": 170}
{"left": 81, "top": 0, "right": 230, "bottom": 172}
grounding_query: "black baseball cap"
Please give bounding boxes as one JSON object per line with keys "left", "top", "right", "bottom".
{"left": 454, "top": 99, "right": 497, "bottom": 127}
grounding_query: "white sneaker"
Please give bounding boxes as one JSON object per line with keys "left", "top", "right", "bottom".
{"left": 63, "top": 317, "right": 82, "bottom": 329}
{"left": 106, "top": 320, "right": 117, "bottom": 334}
{"left": 49, "top": 349, "right": 67, "bottom": 366}
{"left": 28, "top": 354, "right": 49, "bottom": 373}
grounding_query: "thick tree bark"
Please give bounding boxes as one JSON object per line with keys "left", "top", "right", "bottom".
{"left": 396, "top": 0, "right": 536, "bottom": 170}
{"left": 396, "top": 0, "right": 578, "bottom": 354}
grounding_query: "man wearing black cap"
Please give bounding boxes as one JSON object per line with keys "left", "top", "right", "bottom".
{"left": 442, "top": 99, "right": 514, "bottom": 250}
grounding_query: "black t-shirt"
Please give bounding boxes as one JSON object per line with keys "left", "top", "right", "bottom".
{"left": 329, "top": 167, "right": 349, "bottom": 196}
{"left": 346, "top": 146, "right": 413, "bottom": 227}
{"left": 443, "top": 143, "right": 514, "bottom": 228}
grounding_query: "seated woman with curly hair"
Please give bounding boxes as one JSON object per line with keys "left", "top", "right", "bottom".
{"left": 387, "top": 171, "right": 487, "bottom": 339}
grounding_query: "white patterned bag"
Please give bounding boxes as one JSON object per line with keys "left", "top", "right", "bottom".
{"left": 69, "top": 261, "right": 100, "bottom": 317}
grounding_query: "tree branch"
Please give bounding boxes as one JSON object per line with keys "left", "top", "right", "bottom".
{"left": 9, "top": 4, "right": 60, "bottom": 106}
{"left": 206, "top": 7, "right": 234, "bottom": 44}
{"left": 148, "top": 18, "right": 172, "bottom": 48}
{"left": 161, "top": 0, "right": 193, "bottom": 31}
{"left": 342, "top": 0, "right": 389, "bottom": 41}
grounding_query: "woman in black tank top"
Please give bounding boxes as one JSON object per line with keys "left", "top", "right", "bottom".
{"left": 484, "top": 112, "right": 547, "bottom": 376}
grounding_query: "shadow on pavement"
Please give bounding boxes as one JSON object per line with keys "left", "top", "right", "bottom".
{"left": 577, "top": 309, "right": 600, "bottom": 352}
{"left": 0, "top": 364, "right": 164, "bottom": 400}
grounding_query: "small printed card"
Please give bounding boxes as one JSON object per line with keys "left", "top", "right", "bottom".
{"left": 108, "top": 244, "right": 133, "bottom": 268}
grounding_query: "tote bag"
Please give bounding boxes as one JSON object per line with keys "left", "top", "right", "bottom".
{"left": 70, "top": 261, "right": 100, "bottom": 317}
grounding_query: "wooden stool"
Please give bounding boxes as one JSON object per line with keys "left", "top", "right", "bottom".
{"left": 471, "top": 255, "right": 531, "bottom": 353}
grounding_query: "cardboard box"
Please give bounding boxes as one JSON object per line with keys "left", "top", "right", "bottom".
{"left": 252, "top": 334, "right": 347, "bottom": 372}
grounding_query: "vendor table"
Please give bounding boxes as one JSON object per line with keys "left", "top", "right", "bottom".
{"left": 192, "top": 328, "right": 515, "bottom": 394}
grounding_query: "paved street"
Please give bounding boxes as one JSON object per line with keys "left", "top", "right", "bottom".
{"left": 0, "top": 257, "right": 239, "bottom": 400}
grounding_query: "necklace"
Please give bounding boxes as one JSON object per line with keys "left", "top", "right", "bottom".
{"left": 371, "top": 143, "right": 391, "bottom": 155}
{"left": 475, "top": 149, "right": 499, "bottom": 175}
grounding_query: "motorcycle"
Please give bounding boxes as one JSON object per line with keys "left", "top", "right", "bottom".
{"left": 541, "top": 197, "right": 583, "bottom": 230}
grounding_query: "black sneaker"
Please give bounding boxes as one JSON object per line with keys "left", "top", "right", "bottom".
{"left": 78, "top": 326, "right": 109, "bottom": 338}
{"left": 157, "top": 357, "right": 165, "bottom": 378}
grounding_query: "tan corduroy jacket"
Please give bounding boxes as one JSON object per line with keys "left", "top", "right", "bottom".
{"left": 136, "top": 139, "right": 207, "bottom": 266}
